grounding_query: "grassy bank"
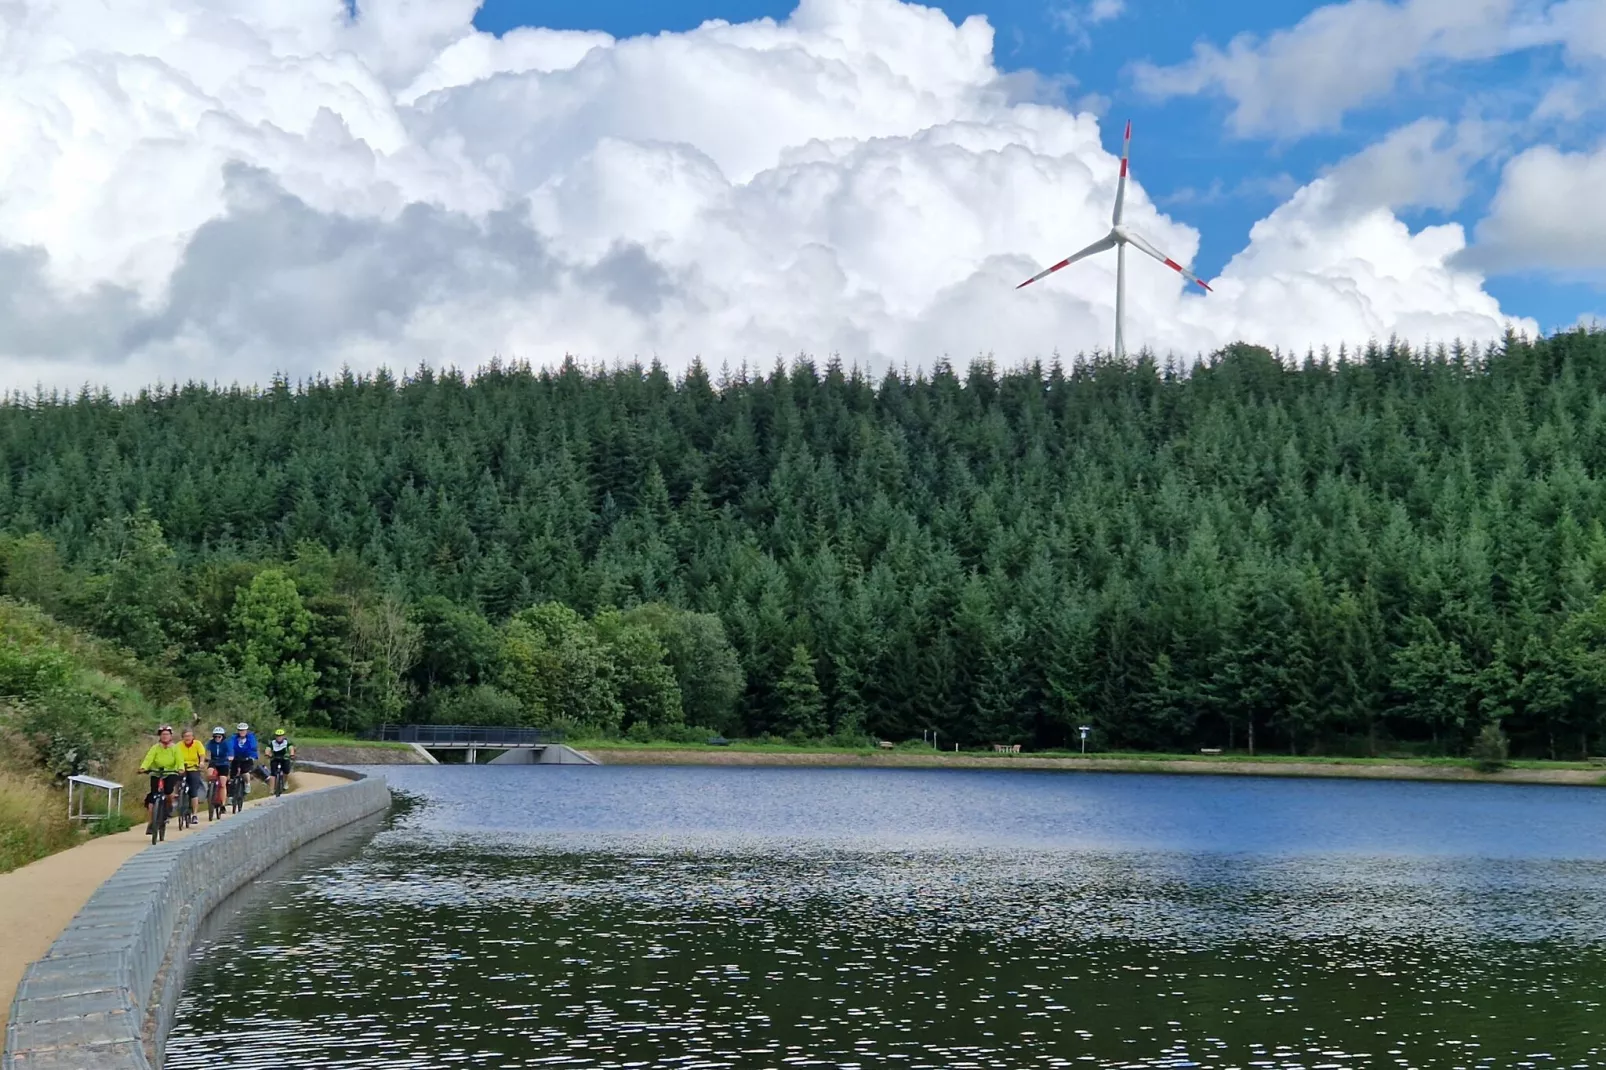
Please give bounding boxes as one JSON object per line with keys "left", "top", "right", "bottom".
{"left": 572, "top": 740, "right": 1606, "bottom": 786}
{"left": 0, "top": 599, "right": 191, "bottom": 871}
{"left": 295, "top": 735, "right": 415, "bottom": 751}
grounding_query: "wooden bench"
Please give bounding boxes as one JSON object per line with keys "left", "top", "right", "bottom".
{"left": 992, "top": 744, "right": 1021, "bottom": 754}
{"left": 1200, "top": 748, "right": 1223, "bottom": 755}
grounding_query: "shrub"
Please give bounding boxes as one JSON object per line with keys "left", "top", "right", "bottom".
{"left": 1470, "top": 721, "right": 1509, "bottom": 773}
{"left": 88, "top": 812, "right": 133, "bottom": 836}
{"left": 424, "top": 684, "right": 524, "bottom": 726}
{"left": 18, "top": 689, "right": 123, "bottom": 778}
{"left": 619, "top": 722, "right": 723, "bottom": 744}
{"left": 666, "top": 723, "right": 721, "bottom": 744}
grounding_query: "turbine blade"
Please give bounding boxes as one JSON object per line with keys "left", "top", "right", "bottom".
{"left": 1015, "top": 234, "right": 1118, "bottom": 289}
{"left": 1112, "top": 119, "right": 1131, "bottom": 226}
{"left": 1123, "top": 229, "right": 1213, "bottom": 292}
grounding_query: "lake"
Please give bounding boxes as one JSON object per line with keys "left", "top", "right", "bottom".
{"left": 165, "top": 766, "right": 1606, "bottom": 1068}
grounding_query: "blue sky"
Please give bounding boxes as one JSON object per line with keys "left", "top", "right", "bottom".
{"left": 476, "top": 0, "right": 1600, "bottom": 335}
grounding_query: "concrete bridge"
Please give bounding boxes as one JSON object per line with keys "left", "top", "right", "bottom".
{"left": 365, "top": 724, "right": 599, "bottom": 765}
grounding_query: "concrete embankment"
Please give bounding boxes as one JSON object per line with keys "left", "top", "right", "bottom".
{"left": 2, "top": 763, "right": 390, "bottom": 1070}
{"left": 296, "top": 744, "right": 434, "bottom": 766}
{"left": 295, "top": 743, "right": 598, "bottom": 766}
{"left": 586, "top": 748, "right": 1606, "bottom": 786}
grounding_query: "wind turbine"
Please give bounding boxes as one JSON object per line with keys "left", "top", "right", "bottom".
{"left": 1016, "top": 121, "right": 1212, "bottom": 361}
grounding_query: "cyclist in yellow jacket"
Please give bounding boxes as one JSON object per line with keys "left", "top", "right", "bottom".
{"left": 139, "top": 725, "right": 185, "bottom": 835}
{"left": 176, "top": 727, "right": 207, "bottom": 823}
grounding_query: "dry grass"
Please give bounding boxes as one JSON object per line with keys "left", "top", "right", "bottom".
{"left": 0, "top": 771, "right": 75, "bottom": 873}
{"left": 0, "top": 739, "right": 165, "bottom": 874}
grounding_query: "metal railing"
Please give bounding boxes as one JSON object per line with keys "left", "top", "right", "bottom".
{"left": 366, "top": 724, "right": 566, "bottom": 747}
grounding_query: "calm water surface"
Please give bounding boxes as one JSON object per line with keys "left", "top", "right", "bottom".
{"left": 166, "top": 767, "right": 1606, "bottom": 1068}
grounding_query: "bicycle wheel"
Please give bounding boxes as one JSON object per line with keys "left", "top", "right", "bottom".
{"left": 274, "top": 772, "right": 284, "bottom": 797}
{"left": 150, "top": 794, "right": 164, "bottom": 845}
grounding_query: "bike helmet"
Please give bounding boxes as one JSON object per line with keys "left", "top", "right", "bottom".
{"left": 158, "top": 724, "right": 173, "bottom": 734}
{"left": 211, "top": 727, "right": 226, "bottom": 736}
{"left": 274, "top": 729, "right": 286, "bottom": 736}
{"left": 236, "top": 722, "right": 250, "bottom": 731}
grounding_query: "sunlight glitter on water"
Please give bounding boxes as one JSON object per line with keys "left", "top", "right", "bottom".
{"left": 165, "top": 767, "right": 1606, "bottom": 1069}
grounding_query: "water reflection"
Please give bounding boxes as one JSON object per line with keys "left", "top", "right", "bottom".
{"left": 167, "top": 767, "right": 1606, "bottom": 1068}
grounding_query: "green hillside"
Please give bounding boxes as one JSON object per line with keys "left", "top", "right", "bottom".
{"left": 5, "top": 330, "right": 1606, "bottom": 759}
{"left": 0, "top": 599, "right": 186, "bottom": 870}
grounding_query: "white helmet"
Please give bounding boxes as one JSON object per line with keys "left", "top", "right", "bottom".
{"left": 211, "top": 726, "right": 226, "bottom": 736}
{"left": 236, "top": 722, "right": 250, "bottom": 731}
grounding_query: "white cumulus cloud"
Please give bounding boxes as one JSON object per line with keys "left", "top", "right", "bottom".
{"left": 1473, "top": 142, "right": 1606, "bottom": 277}
{"left": 0, "top": 0, "right": 1533, "bottom": 394}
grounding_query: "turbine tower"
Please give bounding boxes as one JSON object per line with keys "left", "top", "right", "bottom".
{"left": 1016, "top": 122, "right": 1212, "bottom": 360}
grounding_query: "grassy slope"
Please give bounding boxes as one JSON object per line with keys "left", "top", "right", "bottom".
{"left": 293, "top": 736, "right": 415, "bottom": 750}
{"left": 571, "top": 739, "right": 1606, "bottom": 782}
{"left": 0, "top": 600, "right": 171, "bottom": 871}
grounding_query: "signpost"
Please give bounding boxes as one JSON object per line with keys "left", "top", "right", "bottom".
{"left": 1077, "top": 725, "right": 1091, "bottom": 754}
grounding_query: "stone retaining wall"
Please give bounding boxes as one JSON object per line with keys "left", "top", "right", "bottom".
{"left": 2, "top": 764, "right": 391, "bottom": 1070}
{"left": 295, "top": 744, "right": 432, "bottom": 765}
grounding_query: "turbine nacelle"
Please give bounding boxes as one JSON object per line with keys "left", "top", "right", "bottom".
{"left": 1015, "top": 122, "right": 1212, "bottom": 357}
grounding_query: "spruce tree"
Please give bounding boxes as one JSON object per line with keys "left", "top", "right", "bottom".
{"left": 774, "top": 644, "right": 825, "bottom": 740}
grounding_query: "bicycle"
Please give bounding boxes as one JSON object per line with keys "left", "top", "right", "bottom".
{"left": 174, "top": 774, "right": 194, "bottom": 831}
{"left": 150, "top": 785, "right": 169, "bottom": 845}
{"left": 271, "top": 763, "right": 289, "bottom": 797}
{"left": 228, "top": 768, "right": 247, "bottom": 814}
{"left": 208, "top": 771, "right": 227, "bottom": 821}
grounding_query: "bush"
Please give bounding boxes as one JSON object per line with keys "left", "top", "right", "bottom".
{"left": 1470, "top": 721, "right": 1509, "bottom": 773}
{"left": 89, "top": 812, "right": 133, "bottom": 836}
{"left": 423, "top": 684, "right": 524, "bottom": 726}
{"left": 17, "top": 689, "right": 124, "bottom": 778}
{"left": 619, "top": 722, "right": 725, "bottom": 744}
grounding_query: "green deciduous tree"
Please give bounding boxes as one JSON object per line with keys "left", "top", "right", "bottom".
{"left": 594, "top": 608, "right": 683, "bottom": 734}
{"left": 227, "top": 569, "right": 319, "bottom": 721}
{"left": 498, "top": 603, "right": 622, "bottom": 734}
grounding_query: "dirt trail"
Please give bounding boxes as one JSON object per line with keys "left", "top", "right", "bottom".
{"left": 0, "top": 770, "right": 346, "bottom": 1033}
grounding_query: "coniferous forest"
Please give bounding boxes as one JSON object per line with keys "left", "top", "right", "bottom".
{"left": 7, "top": 332, "right": 1606, "bottom": 760}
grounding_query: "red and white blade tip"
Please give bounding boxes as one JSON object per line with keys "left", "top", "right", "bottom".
{"left": 1016, "top": 258, "right": 1072, "bottom": 289}
{"left": 1161, "top": 256, "right": 1213, "bottom": 292}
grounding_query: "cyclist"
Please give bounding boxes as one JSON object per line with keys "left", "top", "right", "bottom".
{"left": 204, "top": 726, "right": 231, "bottom": 812}
{"left": 138, "top": 725, "right": 184, "bottom": 835}
{"left": 267, "top": 729, "right": 295, "bottom": 793}
{"left": 227, "top": 721, "right": 262, "bottom": 797}
{"left": 176, "top": 727, "right": 207, "bottom": 822}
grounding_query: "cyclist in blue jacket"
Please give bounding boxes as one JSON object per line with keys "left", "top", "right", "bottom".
{"left": 204, "top": 727, "right": 232, "bottom": 812}
{"left": 228, "top": 722, "right": 267, "bottom": 792}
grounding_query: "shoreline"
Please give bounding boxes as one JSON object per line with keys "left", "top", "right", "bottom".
{"left": 582, "top": 747, "right": 1606, "bottom": 786}
{"left": 0, "top": 770, "right": 348, "bottom": 1039}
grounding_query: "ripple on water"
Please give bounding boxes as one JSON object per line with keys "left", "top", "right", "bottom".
{"left": 166, "top": 767, "right": 1606, "bottom": 1068}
